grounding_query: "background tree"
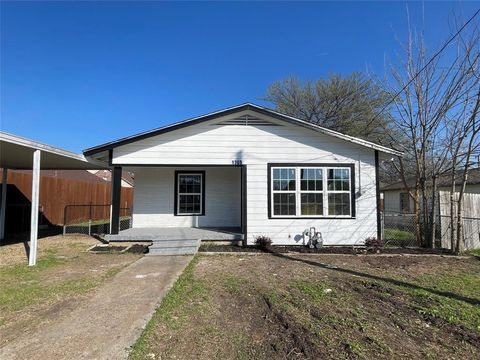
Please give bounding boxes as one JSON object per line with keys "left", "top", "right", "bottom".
{"left": 388, "top": 14, "right": 480, "bottom": 250}
{"left": 264, "top": 11, "right": 479, "bottom": 253}
{"left": 264, "top": 73, "right": 400, "bottom": 145}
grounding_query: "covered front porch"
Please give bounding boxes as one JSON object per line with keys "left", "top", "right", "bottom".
{"left": 107, "top": 165, "right": 247, "bottom": 247}
{"left": 104, "top": 226, "right": 243, "bottom": 242}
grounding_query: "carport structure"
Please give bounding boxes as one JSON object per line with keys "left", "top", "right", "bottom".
{"left": 0, "top": 132, "right": 107, "bottom": 265}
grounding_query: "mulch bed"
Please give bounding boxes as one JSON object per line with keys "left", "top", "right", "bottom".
{"left": 90, "top": 245, "right": 127, "bottom": 252}
{"left": 127, "top": 244, "right": 149, "bottom": 254}
{"left": 89, "top": 244, "right": 149, "bottom": 254}
{"left": 199, "top": 244, "right": 454, "bottom": 255}
{"left": 199, "top": 244, "right": 279, "bottom": 253}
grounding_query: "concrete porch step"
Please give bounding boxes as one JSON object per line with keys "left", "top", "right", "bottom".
{"left": 147, "top": 238, "right": 200, "bottom": 256}
{"left": 147, "top": 246, "right": 199, "bottom": 256}
{"left": 150, "top": 239, "right": 199, "bottom": 248}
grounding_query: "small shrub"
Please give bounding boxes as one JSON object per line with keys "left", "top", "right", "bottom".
{"left": 254, "top": 235, "right": 272, "bottom": 250}
{"left": 364, "top": 237, "right": 384, "bottom": 251}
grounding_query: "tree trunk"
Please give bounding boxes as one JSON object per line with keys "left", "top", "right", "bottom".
{"left": 430, "top": 176, "right": 437, "bottom": 249}
{"left": 414, "top": 187, "right": 422, "bottom": 247}
{"left": 449, "top": 178, "right": 456, "bottom": 252}
{"left": 421, "top": 178, "right": 429, "bottom": 247}
{"left": 455, "top": 199, "right": 464, "bottom": 254}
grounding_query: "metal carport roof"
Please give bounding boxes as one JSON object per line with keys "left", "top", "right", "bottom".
{"left": 0, "top": 131, "right": 108, "bottom": 265}
{"left": 1, "top": 132, "right": 106, "bottom": 170}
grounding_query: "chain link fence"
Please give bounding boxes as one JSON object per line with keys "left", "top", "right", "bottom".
{"left": 63, "top": 205, "right": 132, "bottom": 235}
{"left": 382, "top": 211, "right": 418, "bottom": 247}
{"left": 381, "top": 211, "right": 480, "bottom": 250}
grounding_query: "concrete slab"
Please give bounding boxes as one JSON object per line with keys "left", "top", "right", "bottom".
{"left": 0, "top": 255, "right": 193, "bottom": 360}
{"left": 105, "top": 227, "right": 243, "bottom": 242}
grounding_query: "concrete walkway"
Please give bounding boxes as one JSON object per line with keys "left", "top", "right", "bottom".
{"left": 0, "top": 255, "right": 193, "bottom": 360}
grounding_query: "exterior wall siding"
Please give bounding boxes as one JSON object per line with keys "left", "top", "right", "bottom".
{"left": 383, "top": 190, "right": 410, "bottom": 213}
{"left": 116, "top": 110, "right": 378, "bottom": 245}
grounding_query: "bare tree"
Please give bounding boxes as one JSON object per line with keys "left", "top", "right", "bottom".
{"left": 389, "top": 14, "right": 480, "bottom": 250}
{"left": 264, "top": 73, "right": 401, "bottom": 145}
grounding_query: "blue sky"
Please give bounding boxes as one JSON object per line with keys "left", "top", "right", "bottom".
{"left": 1, "top": 1, "right": 478, "bottom": 152}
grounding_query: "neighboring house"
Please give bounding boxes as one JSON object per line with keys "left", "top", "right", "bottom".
{"left": 84, "top": 103, "right": 400, "bottom": 246}
{"left": 382, "top": 168, "right": 480, "bottom": 213}
{"left": 87, "top": 169, "right": 134, "bottom": 188}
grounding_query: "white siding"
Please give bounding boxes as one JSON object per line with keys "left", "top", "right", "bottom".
{"left": 116, "top": 110, "right": 379, "bottom": 245}
{"left": 383, "top": 184, "right": 480, "bottom": 214}
{"left": 383, "top": 190, "right": 412, "bottom": 213}
{"left": 132, "top": 167, "right": 241, "bottom": 228}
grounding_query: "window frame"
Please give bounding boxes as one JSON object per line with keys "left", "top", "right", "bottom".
{"left": 268, "top": 163, "right": 355, "bottom": 219}
{"left": 299, "top": 167, "right": 324, "bottom": 217}
{"left": 326, "top": 167, "right": 352, "bottom": 217}
{"left": 174, "top": 171, "right": 206, "bottom": 216}
{"left": 271, "top": 167, "right": 297, "bottom": 217}
{"left": 399, "top": 192, "right": 410, "bottom": 214}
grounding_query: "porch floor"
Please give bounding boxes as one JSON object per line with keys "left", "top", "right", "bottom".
{"left": 104, "top": 227, "right": 243, "bottom": 242}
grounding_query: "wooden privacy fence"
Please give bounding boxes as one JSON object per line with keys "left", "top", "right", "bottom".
{"left": 3, "top": 171, "right": 134, "bottom": 226}
{"left": 439, "top": 191, "right": 480, "bottom": 250}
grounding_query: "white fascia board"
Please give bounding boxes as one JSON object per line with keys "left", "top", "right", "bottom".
{"left": 0, "top": 131, "right": 87, "bottom": 160}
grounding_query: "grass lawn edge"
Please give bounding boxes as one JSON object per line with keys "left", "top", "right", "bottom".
{"left": 128, "top": 255, "right": 199, "bottom": 360}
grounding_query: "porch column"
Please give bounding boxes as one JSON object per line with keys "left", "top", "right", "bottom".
{"left": 0, "top": 168, "right": 7, "bottom": 242}
{"left": 110, "top": 166, "right": 122, "bottom": 235}
{"left": 29, "top": 150, "right": 41, "bottom": 266}
{"left": 374, "top": 150, "right": 382, "bottom": 241}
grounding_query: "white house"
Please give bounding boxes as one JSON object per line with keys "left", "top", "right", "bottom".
{"left": 382, "top": 168, "right": 480, "bottom": 214}
{"left": 84, "top": 103, "right": 401, "bottom": 247}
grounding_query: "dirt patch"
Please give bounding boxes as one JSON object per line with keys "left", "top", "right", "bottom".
{"left": 0, "top": 234, "right": 99, "bottom": 266}
{"left": 132, "top": 253, "right": 480, "bottom": 359}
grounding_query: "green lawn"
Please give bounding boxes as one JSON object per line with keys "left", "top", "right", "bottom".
{"left": 384, "top": 228, "right": 415, "bottom": 240}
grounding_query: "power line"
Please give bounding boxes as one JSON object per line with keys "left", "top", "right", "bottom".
{"left": 368, "top": 7, "right": 480, "bottom": 128}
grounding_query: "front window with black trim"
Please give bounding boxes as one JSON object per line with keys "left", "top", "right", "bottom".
{"left": 327, "top": 168, "right": 351, "bottom": 216}
{"left": 176, "top": 173, "right": 203, "bottom": 215}
{"left": 272, "top": 168, "right": 296, "bottom": 216}
{"left": 270, "top": 165, "right": 353, "bottom": 218}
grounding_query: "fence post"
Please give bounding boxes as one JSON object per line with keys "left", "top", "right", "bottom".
{"left": 380, "top": 211, "right": 384, "bottom": 241}
{"left": 88, "top": 204, "right": 92, "bottom": 235}
{"left": 63, "top": 205, "right": 68, "bottom": 230}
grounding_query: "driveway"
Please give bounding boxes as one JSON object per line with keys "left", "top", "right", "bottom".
{"left": 0, "top": 255, "right": 193, "bottom": 360}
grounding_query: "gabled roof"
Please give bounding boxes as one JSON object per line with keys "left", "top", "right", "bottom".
{"left": 83, "top": 103, "right": 403, "bottom": 156}
{"left": 92, "top": 169, "right": 134, "bottom": 186}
